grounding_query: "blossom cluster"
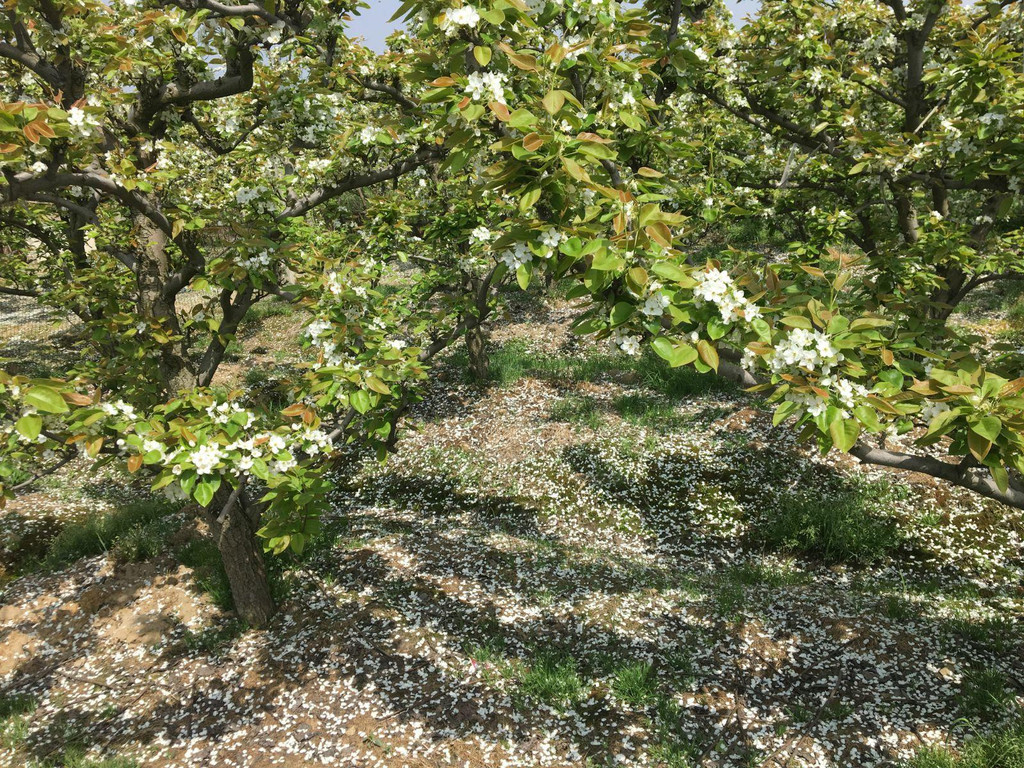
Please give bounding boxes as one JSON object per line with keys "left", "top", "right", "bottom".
{"left": 465, "top": 72, "right": 507, "bottom": 103}
{"left": 238, "top": 250, "right": 275, "bottom": 272}
{"left": 440, "top": 5, "right": 480, "bottom": 35}
{"left": 767, "top": 328, "right": 843, "bottom": 376}
{"left": 470, "top": 225, "right": 492, "bottom": 244}
{"left": 641, "top": 282, "right": 670, "bottom": 318}
{"left": 920, "top": 400, "right": 951, "bottom": 425}
{"left": 610, "top": 328, "right": 642, "bottom": 356}
{"left": 114, "top": 399, "right": 333, "bottom": 488}
{"left": 499, "top": 243, "right": 533, "bottom": 270}
{"left": 67, "top": 107, "right": 102, "bottom": 137}
{"left": 692, "top": 268, "right": 761, "bottom": 323}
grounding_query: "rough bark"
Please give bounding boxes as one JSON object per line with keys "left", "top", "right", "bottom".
{"left": 466, "top": 323, "right": 489, "bottom": 380}
{"left": 207, "top": 486, "right": 275, "bottom": 627}
{"left": 134, "top": 211, "right": 190, "bottom": 393}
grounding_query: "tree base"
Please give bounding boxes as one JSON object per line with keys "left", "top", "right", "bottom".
{"left": 207, "top": 487, "right": 275, "bottom": 627}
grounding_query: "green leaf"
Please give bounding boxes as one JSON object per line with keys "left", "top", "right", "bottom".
{"left": 706, "top": 317, "right": 730, "bottom": 340}
{"left": 24, "top": 386, "right": 69, "bottom": 414}
{"left": 968, "top": 429, "right": 993, "bottom": 462}
{"left": 780, "top": 316, "right": 813, "bottom": 330}
{"left": 651, "top": 262, "right": 689, "bottom": 283}
{"left": 696, "top": 340, "right": 719, "bottom": 371}
{"left": 542, "top": 90, "right": 565, "bottom": 114}
{"left": 772, "top": 399, "right": 799, "bottom": 426}
{"left": 829, "top": 417, "right": 861, "bottom": 452}
{"left": 970, "top": 415, "right": 1002, "bottom": 443}
{"left": 365, "top": 375, "right": 392, "bottom": 395}
{"left": 849, "top": 317, "right": 891, "bottom": 331}
{"left": 849, "top": 406, "right": 878, "bottom": 431}
{"left": 519, "top": 187, "right": 541, "bottom": 212}
{"left": 479, "top": 7, "right": 505, "bottom": 24}
{"left": 610, "top": 301, "right": 634, "bottom": 326}
{"left": 473, "top": 45, "right": 492, "bottom": 66}
{"left": 751, "top": 318, "right": 771, "bottom": 343}
{"left": 194, "top": 476, "right": 221, "bottom": 508}
{"left": 923, "top": 406, "right": 959, "bottom": 436}
{"left": 619, "top": 110, "right": 643, "bottom": 130}
{"left": 516, "top": 263, "right": 532, "bottom": 289}
{"left": 990, "top": 465, "right": 1009, "bottom": 493}
{"left": 591, "top": 251, "right": 624, "bottom": 271}
{"left": 15, "top": 414, "right": 42, "bottom": 440}
{"left": 508, "top": 108, "right": 538, "bottom": 131}
{"left": 652, "top": 338, "right": 698, "bottom": 368}
{"left": 577, "top": 142, "right": 616, "bottom": 161}
{"left": 350, "top": 389, "right": 372, "bottom": 414}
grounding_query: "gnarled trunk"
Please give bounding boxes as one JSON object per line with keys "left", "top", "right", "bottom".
{"left": 206, "top": 486, "right": 275, "bottom": 627}
{"left": 134, "top": 212, "right": 192, "bottom": 394}
{"left": 466, "top": 323, "right": 489, "bottom": 380}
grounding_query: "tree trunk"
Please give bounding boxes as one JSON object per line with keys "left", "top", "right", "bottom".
{"left": 134, "top": 212, "right": 190, "bottom": 394}
{"left": 466, "top": 323, "right": 489, "bottom": 380}
{"left": 207, "top": 487, "right": 275, "bottom": 627}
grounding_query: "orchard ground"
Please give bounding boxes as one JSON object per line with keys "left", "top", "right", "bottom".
{"left": 0, "top": 287, "right": 1022, "bottom": 768}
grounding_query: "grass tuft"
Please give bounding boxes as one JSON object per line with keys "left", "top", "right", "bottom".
{"left": 42, "top": 499, "right": 179, "bottom": 571}
{"left": 611, "top": 394, "right": 689, "bottom": 432}
{"left": 517, "top": 651, "right": 586, "bottom": 709}
{"left": 549, "top": 395, "right": 603, "bottom": 429}
{"left": 959, "top": 667, "right": 1016, "bottom": 720}
{"left": 611, "top": 661, "right": 659, "bottom": 707}
{"left": 455, "top": 340, "right": 731, "bottom": 399}
{"left": 753, "top": 482, "right": 901, "bottom": 564}
{"left": 0, "top": 692, "right": 36, "bottom": 750}
{"left": 31, "top": 750, "right": 138, "bottom": 768}
{"left": 906, "top": 717, "right": 1024, "bottom": 768}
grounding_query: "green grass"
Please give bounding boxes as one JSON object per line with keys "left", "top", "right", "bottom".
{"left": 549, "top": 395, "right": 603, "bottom": 429}
{"left": 175, "top": 538, "right": 234, "bottom": 611}
{"left": 111, "top": 515, "right": 181, "bottom": 563}
{"left": 223, "top": 339, "right": 245, "bottom": 361}
{"left": 611, "top": 661, "right": 659, "bottom": 707}
{"left": 713, "top": 579, "right": 747, "bottom": 619}
{"left": 1008, "top": 298, "right": 1024, "bottom": 327}
{"left": 881, "top": 594, "right": 920, "bottom": 621}
{"left": 611, "top": 394, "right": 689, "bottom": 432}
{"left": 463, "top": 635, "right": 507, "bottom": 665}
{"left": 175, "top": 537, "right": 291, "bottom": 613}
{"left": 179, "top": 618, "right": 246, "bottom": 656}
{"left": 0, "top": 692, "right": 36, "bottom": 750}
{"left": 30, "top": 750, "right": 138, "bottom": 768}
{"left": 752, "top": 482, "right": 902, "bottom": 564}
{"left": 959, "top": 667, "right": 1016, "bottom": 720}
{"left": 724, "top": 560, "right": 810, "bottom": 589}
{"left": 947, "top": 615, "right": 1018, "bottom": 655}
{"left": 454, "top": 340, "right": 732, "bottom": 399}
{"left": 647, "top": 697, "right": 704, "bottom": 767}
{"left": 516, "top": 650, "right": 586, "bottom": 709}
{"left": 906, "top": 717, "right": 1024, "bottom": 768}
{"left": 42, "top": 499, "right": 179, "bottom": 571}
{"left": 247, "top": 300, "right": 295, "bottom": 321}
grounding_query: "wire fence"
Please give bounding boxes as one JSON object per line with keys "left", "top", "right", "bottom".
{"left": 0, "top": 292, "right": 218, "bottom": 363}
{"left": 0, "top": 293, "right": 76, "bottom": 353}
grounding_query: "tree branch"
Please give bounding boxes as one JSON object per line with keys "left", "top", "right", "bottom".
{"left": 0, "top": 41, "right": 62, "bottom": 88}
{"left": 278, "top": 147, "right": 444, "bottom": 220}
{"left": 849, "top": 442, "right": 1024, "bottom": 510}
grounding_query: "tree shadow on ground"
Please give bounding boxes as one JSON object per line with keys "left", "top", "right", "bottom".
{"left": 2, "top": 447, "right": 1022, "bottom": 767}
